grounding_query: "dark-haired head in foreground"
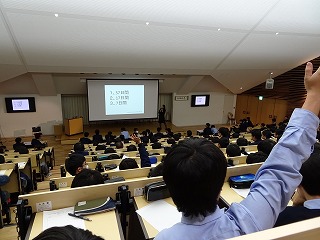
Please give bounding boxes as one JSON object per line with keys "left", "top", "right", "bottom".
{"left": 65, "top": 154, "right": 86, "bottom": 176}
{"left": 71, "top": 169, "right": 104, "bottom": 188}
{"left": 33, "top": 225, "right": 104, "bottom": 240}
{"left": 163, "top": 138, "right": 227, "bottom": 217}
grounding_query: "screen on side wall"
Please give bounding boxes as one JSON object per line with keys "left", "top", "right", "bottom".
{"left": 87, "top": 79, "right": 159, "bottom": 121}
{"left": 5, "top": 97, "right": 36, "bottom": 113}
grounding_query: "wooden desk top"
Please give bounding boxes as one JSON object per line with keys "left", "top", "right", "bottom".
{"left": 221, "top": 182, "right": 293, "bottom": 206}
{"left": 134, "top": 196, "right": 175, "bottom": 239}
{"left": 0, "top": 169, "right": 13, "bottom": 177}
{"left": 28, "top": 209, "right": 123, "bottom": 240}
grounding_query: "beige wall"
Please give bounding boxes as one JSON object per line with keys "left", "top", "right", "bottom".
{"left": 172, "top": 92, "right": 236, "bottom": 126}
{"left": 0, "top": 94, "right": 63, "bottom": 137}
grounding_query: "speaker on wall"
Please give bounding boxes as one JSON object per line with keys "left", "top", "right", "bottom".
{"left": 265, "top": 78, "right": 274, "bottom": 89}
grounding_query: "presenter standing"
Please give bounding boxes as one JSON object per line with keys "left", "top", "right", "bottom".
{"left": 158, "top": 105, "right": 167, "bottom": 130}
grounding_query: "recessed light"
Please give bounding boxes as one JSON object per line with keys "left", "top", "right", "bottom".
{"left": 54, "top": 13, "right": 59, "bottom": 17}
{"left": 218, "top": 28, "right": 221, "bottom": 31}
{"left": 270, "top": 72, "right": 273, "bottom": 75}
{"left": 240, "top": 87, "right": 243, "bottom": 90}
{"left": 146, "top": 22, "right": 150, "bottom": 25}
{"left": 275, "top": 32, "right": 279, "bottom": 35}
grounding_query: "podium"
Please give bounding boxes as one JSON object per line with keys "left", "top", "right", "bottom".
{"left": 64, "top": 117, "right": 83, "bottom": 136}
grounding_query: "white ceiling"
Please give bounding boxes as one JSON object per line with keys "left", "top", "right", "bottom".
{"left": 0, "top": 0, "right": 319, "bottom": 94}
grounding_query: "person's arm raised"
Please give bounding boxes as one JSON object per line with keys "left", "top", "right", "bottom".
{"left": 302, "top": 62, "right": 320, "bottom": 115}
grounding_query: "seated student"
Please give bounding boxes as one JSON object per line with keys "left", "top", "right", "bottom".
{"left": 126, "top": 144, "right": 137, "bottom": 152}
{"left": 65, "top": 154, "right": 88, "bottom": 176}
{"left": 260, "top": 123, "right": 267, "bottom": 131}
{"left": 120, "top": 127, "right": 130, "bottom": 140}
{"left": 106, "top": 153, "right": 121, "bottom": 160}
{"left": 154, "top": 62, "right": 320, "bottom": 240}
{"left": 73, "top": 142, "right": 89, "bottom": 156}
{"left": 13, "top": 137, "right": 26, "bottom": 152}
{"left": 105, "top": 131, "right": 116, "bottom": 144}
{"left": 218, "top": 137, "right": 229, "bottom": 148}
{"left": 79, "top": 132, "right": 93, "bottom": 145}
{"left": 275, "top": 151, "right": 320, "bottom": 227}
{"left": 226, "top": 144, "right": 241, "bottom": 157}
{"left": 186, "top": 130, "right": 193, "bottom": 138}
{"left": 92, "top": 129, "right": 103, "bottom": 144}
{"left": 211, "top": 125, "right": 218, "bottom": 135}
{"left": 154, "top": 127, "right": 164, "bottom": 139}
{"left": 165, "top": 128, "right": 174, "bottom": 138}
{"left": 119, "top": 158, "right": 139, "bottom": 170}
{"left": 31, "top": 133, "right": 46, "bottom": 149}
{"left": 202, "top": 123, "right": 212, "bottom": 137}
{"left": 145, "top": 129, "right": 153, "bottom": 139}
{"left": 104, "top": 147, "right": 116, "bottom": 154}
{"left": 236, "top": 137, "right": 248, "bottom": 146}
{"left": 140, "top": 131, "right": 150, "bottom": 144}
{"left": 246, "top": 139, "right": 276, "bottom": 164}
{"left": 275, "top": 129, "right": 284, "bottom": 142}
{"left": 115, "top": 139, "right": 124, "bottom": 149}
{"left": 71, "top": 169, "right": 104, "bottom": 188}
{"left": 0, "top": 156, "right": 10, "bottom": 186}
{"left": 249, "top": 129, "right": 262, "bottom": 145}
{"left": 262, "top": 129, "right": 272, "bottom": 140}
{"left": 133, "top": 127, "right": 141, "bottom": 137}
{"left": 218, "top": 127, "right": 230, "bottom": 138}
{"left": 33, "top": 225, "right": 104, "bottom": 240}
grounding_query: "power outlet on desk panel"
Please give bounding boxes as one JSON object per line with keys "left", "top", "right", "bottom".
{"left": 59, "top": 182, "right": 68, "bottom": 188}
{"left": 134, "top": 187, "right": 144, "bottom": 196}
{"left": 36, "top": 201, "right": 52, "bottom": 212}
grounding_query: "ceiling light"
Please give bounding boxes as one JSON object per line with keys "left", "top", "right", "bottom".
{"left": 275, "top": 32, "right": 279, "bottom": 35}
{"left": 270, "top": 72, "right": 273, "bottom": 75}
{"left": 240, "top": 87, "right": 243, "bottom": 90}
{"left": 146, "top": 22, "right": 150, "bottom": 25}
{"left": 218, "top": 28, "right": 221, "bottom": 31}
{"left": 54, "top": 13, "right": 59, "bottom": 17}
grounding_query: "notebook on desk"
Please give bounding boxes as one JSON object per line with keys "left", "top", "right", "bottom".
{"left": 74, "top": 197, "right": 116, "bottom": 216}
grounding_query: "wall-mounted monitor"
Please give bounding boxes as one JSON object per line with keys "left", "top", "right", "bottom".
{"left": 5, "top": 97, "right": 36, "bottom": 113}
{"left": 191, "top": 94, "right": 210, "bottom": 107}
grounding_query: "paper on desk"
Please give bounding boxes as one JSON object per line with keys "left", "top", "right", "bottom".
{"left": 136, "top": 200, "right": 181, "bottom": 231}
{"left": 43, "top": 207, "right": 86, "bottom": 230}
{"left": 0, "top": 170, "right": 6, "bottom": 175}
{"left": 231, "top": 188, "right": 250, "bottom": 198}
{"left": 18, "top": 162, "right": 26, "bottom": 169}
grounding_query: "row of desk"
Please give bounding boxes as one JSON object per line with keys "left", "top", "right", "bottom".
{"left": 18, "top": 160, "right": 316, "bottom": 240}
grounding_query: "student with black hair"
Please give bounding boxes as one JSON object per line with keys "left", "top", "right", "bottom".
{"left": 65, "top": 154, "right": 88, "bottom": 176}
{"left": 154, "top": 127, "right": 164, "bottom": 139}
{"left": 226, "top": 144, "right": 241, "bottom": 157}
{"left": 155, "top": 62, "right": 320, "bottom": 240}
{"left": 73, "top": 142, "right": 89, "bottom": 156}
{"left": 218, "top": 127, "right": 230, "bottom": 138}
{"left": 71, "top": 169, "right": 104, "bottom": 188}
{"left": 236, "top": 137, "right": 248, "bottom": 146}
{"left": 79, "top": 132, "right": 93, "bottom": 144}
{"left": 165, "top": 128, "right": 174, "bottom": 138}
{"left": 186, "top": 130, "right": 193, "bottom": 138}
{"left": 126, "top": 144, "right": 137, "bottom": 152}
{"left": 246, "top": 139, "right": 276, "bottom": 164}
{"left": 261, "top": 129, "right": 272, "bottom": 140}
{"left": 202, "top": 123, "right": 212, "bottom": 137}
{"left": 275, "top": 151, "right": 320, "bottom": 227}
{"left": 275, "top": 129, "right": 284, "bottom": 142}
{"left": 250, "top": 129, "right": 262, "bottom": 145}
{"left": 115, "top": 139, "right": 124, "bottom": 149}
{"left": 31, "top": 133, "right": 46, "bottom": 149}
{"left": 119, "top": 158, "right": 139, "bottom": 170}
{"left": 104, "top": 147, "right": 116, "bottom": 154}
{"left": 13, "top": 137, "right": 26, "bottom": 152}
{"left": 33, "top": 225, "right": 104, "bottom": 240}
{"left": 105, "top": 131, "right": 116, "bottom": 144}
{"left": 218, "top": 137, "right": 229, "bottom": 148}
{"left": 92, "top": 129, "right": 103, "bottom": 144}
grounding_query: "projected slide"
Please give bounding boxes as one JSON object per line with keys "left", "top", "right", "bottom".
{"left": 105, "top": 85, "right": 144, "bottom": 115}
{"left": 195, "top": 96, "right": 206, "bottom": 105}
{"left": 12, "top": 99, "right": 30, "bottom": 111}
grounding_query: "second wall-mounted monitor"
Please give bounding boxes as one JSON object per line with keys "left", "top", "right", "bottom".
{"left": 191, "top": 94, "right": 210, "bottom": 107}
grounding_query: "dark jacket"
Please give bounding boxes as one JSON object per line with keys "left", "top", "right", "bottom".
{"left": 246, "top": 151, "right": 268, "bottom": 164}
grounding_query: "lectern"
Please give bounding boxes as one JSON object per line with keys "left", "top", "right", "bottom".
{"left": 64, "top": 117, "right": 83, "bottom": 136}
